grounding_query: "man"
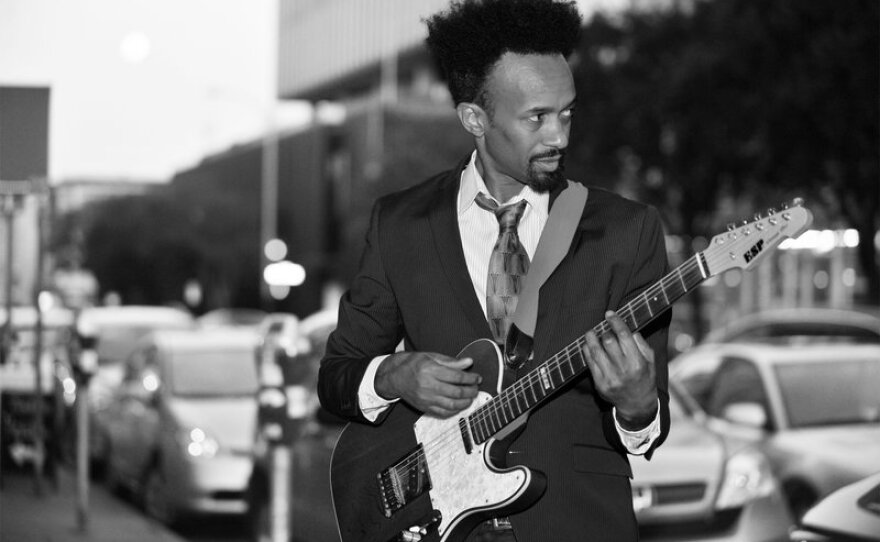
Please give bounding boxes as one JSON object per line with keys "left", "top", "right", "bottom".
{"left": 318, "top": 1, "right": 671, "bottom": 541}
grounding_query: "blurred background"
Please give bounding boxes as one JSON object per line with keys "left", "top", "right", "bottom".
{"left": 1, "top": 0, "right": 878, "bottom": 541}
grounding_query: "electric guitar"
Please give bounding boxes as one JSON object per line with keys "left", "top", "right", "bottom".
{"left": 330, "top": 200, "right": 813, "bottom": 542}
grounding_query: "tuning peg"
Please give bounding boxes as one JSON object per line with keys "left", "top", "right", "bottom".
{"left": 767, "top": 207, "right": 777, "bottom": 216}
{"left": 753, "top": 213, "right": 762, "bottom": 222}
{"left": 781, "top": 201, "right": 790, "bottom": 210}
{"left": 792, "top": 197, "right": 804, "bottom": 207}
{"left": 727, "top": 223, "right": 735, "bottom": 232}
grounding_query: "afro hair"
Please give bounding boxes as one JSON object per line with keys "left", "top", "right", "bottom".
{"left": 425, "top": 0, "right": 582, "bottom": 106}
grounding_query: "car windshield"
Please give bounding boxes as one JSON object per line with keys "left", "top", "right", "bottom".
{"left": 775, "top": 359, "right": 880, "bottom": 428}
{"left": 167, "top": 348, "right": 258, "bottom": 397}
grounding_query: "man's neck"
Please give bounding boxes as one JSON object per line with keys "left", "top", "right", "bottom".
{"left": 474, "top": 153, "right": 525, "bottom": 203}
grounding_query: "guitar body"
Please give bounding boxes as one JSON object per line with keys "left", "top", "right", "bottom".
{"left": 330, "top": 339, "right": 546, "bottom": 542}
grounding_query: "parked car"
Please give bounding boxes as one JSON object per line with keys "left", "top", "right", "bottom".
{"left": 671, "top": 342, "right": 880, "bottom": 520}
{"left": 247, "top": 307, "right": 792, "bottom": 542}
{"left": 632, "top": 383, "right": 792, "bottom": 541}
{"left": 789, "top": 471, "right": 880, "bottom": 542}
{"left": 101, "top": 328, "right": 260, "bottom": 525}
{"left": 0, "top": 306, "right": 75, "bottom": 471}
{"left": 702, "top": 307, "right": 880, "bottom": 345}
{"left": 75, "top": 305, "right": 195, "bottom": 471}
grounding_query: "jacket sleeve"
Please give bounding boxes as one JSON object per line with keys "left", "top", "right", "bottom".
{"left": 317, "top": 199, "right": 405, "bottom": 424}
{"left": 620, "top": 205, "right": 672, "bottom": 459}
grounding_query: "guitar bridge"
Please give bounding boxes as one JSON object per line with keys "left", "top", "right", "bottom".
{"left": 377, "top": 444, "right": 432, "bottom": 518}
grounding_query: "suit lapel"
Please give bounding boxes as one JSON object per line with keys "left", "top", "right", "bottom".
{"left": 428, "top": 164, "right": 493, "bottom": 338}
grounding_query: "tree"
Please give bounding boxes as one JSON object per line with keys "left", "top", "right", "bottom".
{"left": 568, "top": 0, "right": 879, "bottom": 310}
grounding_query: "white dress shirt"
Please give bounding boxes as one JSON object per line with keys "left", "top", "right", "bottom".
{"left": 357, "top": 152, "right": 661, "bottom": 454}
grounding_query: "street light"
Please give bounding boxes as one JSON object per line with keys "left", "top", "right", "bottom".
{"left": 263, "top": 259, "right": 306, "bottom": 301}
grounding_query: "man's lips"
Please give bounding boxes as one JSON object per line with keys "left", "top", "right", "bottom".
{"left": 531, "top": 151, "right": 564, "bottom": 163}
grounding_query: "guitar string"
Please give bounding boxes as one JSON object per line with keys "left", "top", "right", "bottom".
{"left": 391, "top": 213, "right": 794, "bottom": 480}
{"left": 390, "top": 254, "right": 709, "bottom": 480}
{"left": 390, "top": 253, "right": 714, "bottom": 479}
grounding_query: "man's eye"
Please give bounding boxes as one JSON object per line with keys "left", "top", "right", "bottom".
{"left": 561, "top": 108, "right": 574, "bottom": 119}
{"left": 528, "top": 114, "right": 543, "bottom": 123}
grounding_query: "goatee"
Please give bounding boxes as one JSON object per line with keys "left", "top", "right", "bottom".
{"left": 527, "top": 151, "right": 567, "bottom": 193}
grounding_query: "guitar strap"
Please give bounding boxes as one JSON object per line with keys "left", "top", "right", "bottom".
{"left": 512, "top": 180, "right": 588, "bottom": 338}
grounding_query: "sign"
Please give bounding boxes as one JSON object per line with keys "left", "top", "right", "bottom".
{"left": 0, "top": 86, "right": 50, "bottom": 182}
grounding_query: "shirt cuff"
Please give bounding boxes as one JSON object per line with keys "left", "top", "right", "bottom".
{"left": 357, "top": 354, "right": 399, "bottom": 422}
{"left": 613, "top": 398, "right": 662, "bottom": 456}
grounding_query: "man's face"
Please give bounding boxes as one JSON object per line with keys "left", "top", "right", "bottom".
{"left": 479, "top": 52, "right": 576, "bottom": 193}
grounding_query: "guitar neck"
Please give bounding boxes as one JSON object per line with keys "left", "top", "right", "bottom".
{"left": 467, "top": 252, "right": 709, "bottom": 445}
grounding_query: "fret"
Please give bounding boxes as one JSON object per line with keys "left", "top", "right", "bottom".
{"left": 550, "top": 359, "right": 565, "bottom": 385}
{"left": 511, "top": 386, "right": 525, "bottom": 414}
{"left": 573, "top": 342, "right": 587, "bottom": 369}
{"left": 496, "top": 401, "right": 510, "bottom": 427}
{"left": 676, "top": 264, "right": 687, "bottom": 292}
{"left": 490, "top": 405, "right": 502, "bottom": 430}
{"left": 641, "top": 291, "right": 654, "bottom": 318}
{"left": 644, "top": 290, "right": 666, "bottom": 318}
{"left": 559, "top": 354, "right": 575, "bottom": 379}
{"left": 659, "top": 277, "right": 671, "bottom": 305}
{"left": 527, "top": 374, "right": 541, "bottom": 404}
{"left": 629, "top": 304, "right": 654, "bottom": 330}
{"left": 510, "top": 390, "right": 525, "bottom": 418}
{"left": 473, "top": 418, "right": 486, "bottom": 443}
{"left": 501, "top": 392, "right": 517, "bottom": 420}
{"left": 563, "top": 349, "right": 576, "bottom": 375}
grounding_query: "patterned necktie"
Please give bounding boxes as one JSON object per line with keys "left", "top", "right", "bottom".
{"left": 475, "top": 193, "right": 530, "bottom": 345}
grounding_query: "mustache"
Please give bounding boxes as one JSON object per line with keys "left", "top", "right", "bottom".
{"left": 530, "top": 149, "right": 566, "bottom": 162}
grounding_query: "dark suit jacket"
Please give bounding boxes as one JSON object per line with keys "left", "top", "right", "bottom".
{"left": 319, "top": 156, "right": 671, "bottom": 542}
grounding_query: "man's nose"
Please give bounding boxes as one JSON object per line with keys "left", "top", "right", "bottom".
{"left": 543, "top": 117, "right": 569, "bottom": 149}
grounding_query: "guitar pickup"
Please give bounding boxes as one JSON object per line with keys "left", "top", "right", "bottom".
{"left": 377, "top": 444, "right": 432, "bottom": 518}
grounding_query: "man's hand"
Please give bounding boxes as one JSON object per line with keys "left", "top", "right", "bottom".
{"left": 583, "top": 310, "right": 658, "bottom": 430}
{"left": 375, "top": 352, "right": 482, "bottom": 418}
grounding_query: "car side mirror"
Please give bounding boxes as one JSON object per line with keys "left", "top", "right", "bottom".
{"left": 722, "top": 402, "right": 768, "bottom": 429}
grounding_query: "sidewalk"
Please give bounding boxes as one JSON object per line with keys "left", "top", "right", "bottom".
{"left": 0, "top": 466, "right": 187, "bottom": 542}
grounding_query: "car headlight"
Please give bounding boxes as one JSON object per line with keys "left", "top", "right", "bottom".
{"left": 715, "top": 446, "right": 777, "bottom": 510}
{"left": 178, "top": 427, "right": 220, "bottom": 459}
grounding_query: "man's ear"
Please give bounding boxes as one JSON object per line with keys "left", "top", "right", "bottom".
{"left": 456, "top": 102, "right": 487, "bottom": 137}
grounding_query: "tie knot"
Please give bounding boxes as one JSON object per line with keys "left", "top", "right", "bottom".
{"left": 475, "top": 193, "right": 527, "bottom": 232}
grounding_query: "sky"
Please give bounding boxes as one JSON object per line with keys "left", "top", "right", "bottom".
{"left": 0, "top": 0, "right": 310, "bottom": 182}
{"left": 0, "top": 0, "right": 631, "bottom": 184}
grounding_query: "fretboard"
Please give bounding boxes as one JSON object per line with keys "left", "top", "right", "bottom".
{"left": 466, "top": 252, "right": 708, "bottom": 445}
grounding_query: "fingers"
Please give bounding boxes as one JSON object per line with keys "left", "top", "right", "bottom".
{"left": 432, "top": 356, "right": 481, "bottom": 386}
{"left": 389, "top": 352, "right": 482, "bottom": 417}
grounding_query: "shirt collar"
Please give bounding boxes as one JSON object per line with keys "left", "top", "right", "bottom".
{"left": 458, "top": 151, "right": 549, "bottom": 219}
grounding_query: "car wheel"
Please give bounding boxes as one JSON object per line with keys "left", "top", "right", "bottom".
{"left": 142, "top": 463, "right": 178, "bottom": 527}
{"left": 784, "top": 480, "right": 818, "bottom": 521}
